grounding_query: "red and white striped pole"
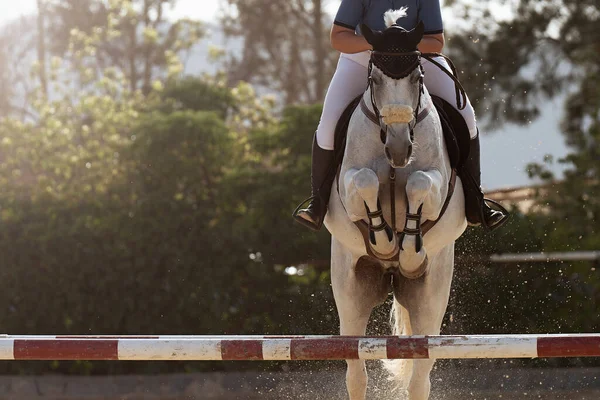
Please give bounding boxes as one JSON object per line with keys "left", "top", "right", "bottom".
{"left": 0, "top": 334, "right": 599, "bottom": 361}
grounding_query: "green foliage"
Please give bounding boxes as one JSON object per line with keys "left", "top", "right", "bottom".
{"left": 44, "top": 0, "right": 204, "bottom": 93}
{"left": 458, "top": 0, "right": 600, "bottom": 246}
{"left": 159, "top": 77, "right": 234, "bottom": 118}
{"left": 0, "top": 69, "right": 337, "bottom": 374}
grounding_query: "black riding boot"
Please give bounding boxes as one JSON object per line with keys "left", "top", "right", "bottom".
{"left": 461, "top": 132, "right": 509, "bottom": 231}
{"left": 293, "top": 136, "right": 335, "bottom": 231}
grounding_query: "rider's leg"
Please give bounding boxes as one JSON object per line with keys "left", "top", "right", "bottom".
{"left": 422, "top": 56, "right": 508, "bottom": 230}
{"left": 294, "top": 53, "right": 370, "bottom": 231}
{"left": 462, "top": 130, "right": 508, "bottom": 229}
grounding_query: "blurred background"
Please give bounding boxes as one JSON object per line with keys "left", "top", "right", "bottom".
{"left": 0, "top": 0, "right": 598, "bottom": 398}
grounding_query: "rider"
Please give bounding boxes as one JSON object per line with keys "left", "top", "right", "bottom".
{"left": 293, "top": 0, "right": 509, "bottom": 232}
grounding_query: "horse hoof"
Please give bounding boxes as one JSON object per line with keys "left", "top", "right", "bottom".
{"left": 399, "top": 254, "right": 429, "bottom": 279}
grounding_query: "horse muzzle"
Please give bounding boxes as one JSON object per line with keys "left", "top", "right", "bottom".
{"left": 384, "top": 126, "right": 413, "bottom": 168}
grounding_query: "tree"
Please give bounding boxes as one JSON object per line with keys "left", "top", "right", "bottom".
{"left": 448, "top": 0, "right": 597, "bottom": 130}
{"left": 44, "top": 0, "right": 204, "bottom": 94}
{"left": 0, "top": 0, "right": 338, "bottom": 373}
{"left": 0, "top": 17, "right": 38, "bottom": 118}
{"left": 37, "top": 0, "right": 49, "bottom": 97}
{"left": 0, "top": 69, "right": 339, "bottom": 374}
{"left": 443, "top": 0, "right": 600, "bottom": 345}
{"left": 448, "top": 0, "right": 599, "bottom": 241}
{"left": 220, "top": 0, "right": 337, "bottom": 104}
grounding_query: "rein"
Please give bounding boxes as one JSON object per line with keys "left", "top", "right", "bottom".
{"left": 421, "top": 52, "right": 467, "bottom": 111}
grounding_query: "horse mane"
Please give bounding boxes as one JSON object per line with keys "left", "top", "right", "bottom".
{"left": 384, "top": 8, "right": 408, "bottom": 28}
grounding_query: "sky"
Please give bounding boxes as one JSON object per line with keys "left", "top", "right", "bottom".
{"left": 0, "top": 0, "right": 221, "bottom": 23}
{"left": 0, "top": 1, "right": 344, "bottom": 24}
{"left": 0, "top": 1, "right": 510, "bottom": 33}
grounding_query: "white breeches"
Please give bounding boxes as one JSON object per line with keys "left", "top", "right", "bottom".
{"left": 316, "top": 51, "right": 477, "bottom": 151}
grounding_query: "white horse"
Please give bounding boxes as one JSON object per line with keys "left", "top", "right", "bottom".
{"left": 324, "top": 13, "right": 468, "bottom": 400}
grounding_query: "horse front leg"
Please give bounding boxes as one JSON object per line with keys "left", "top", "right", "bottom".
{"left": 397, "top": 245, "right": 455, "bottom": 400}
{"left": 398, "top": 170, "right": 444, "bottom": 279}
{"left": 331, "top": 241, "right": 390, "bottom": 400}
{"left": 344, "top": 167, "right": 398, "bottom": 259}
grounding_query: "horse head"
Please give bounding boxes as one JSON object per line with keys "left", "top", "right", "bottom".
{"left": 361, "top": 18, "right": 425, "bottom": 168}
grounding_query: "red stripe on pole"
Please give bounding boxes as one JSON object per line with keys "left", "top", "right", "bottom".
{"left": 290, "top": 338, "right": 359, "bottom": 360}
{"left": 386, "top": 337, "right": 429, "bottom": 359}
{"left": 14, "top": 340, "right": 118, "bottom": 360}
{"left": 221, "top": 340, "right": 263, "bottom": 360}
{"left": 538, "top": 337, "right": 600, "bottom": 358}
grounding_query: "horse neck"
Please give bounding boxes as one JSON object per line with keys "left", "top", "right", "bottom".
{"left": 349, "top": 86, "right": 387, "bottom": 149}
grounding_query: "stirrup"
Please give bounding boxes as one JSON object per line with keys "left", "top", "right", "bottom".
{"left": 482, "top": 198, "right": 510, "bottom": 231}
{"left": 292, "top": 195, "right": 324, "bottom": 231}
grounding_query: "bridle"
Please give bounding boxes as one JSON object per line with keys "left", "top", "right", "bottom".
{"left": 366, "top": 49, "right": 468, "bottom": 144}
{"left": 367, "top": 50, "right": 424, "bottom": 144}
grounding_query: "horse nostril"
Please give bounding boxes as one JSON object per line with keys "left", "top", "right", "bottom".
{"left": 385, "top": 147, "right": 392, "bottom": 160}
{"left": 407, "top": 144, "right": 413, "bottom": 156}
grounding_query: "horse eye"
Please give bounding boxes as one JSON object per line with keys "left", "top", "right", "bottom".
{"left": 372, "top": 74, "right": 382, "bottom": 85}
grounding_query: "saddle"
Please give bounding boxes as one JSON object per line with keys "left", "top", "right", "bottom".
{"left": 333, "top": 94, "right": 471, "bottom": 175}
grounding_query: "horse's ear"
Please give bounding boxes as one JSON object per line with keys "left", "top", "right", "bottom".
{"left": 412, "top": 21, "right": 425, "bottom": 42}
{"left": 361, "top": 24, "right": 380, "bottom": 47}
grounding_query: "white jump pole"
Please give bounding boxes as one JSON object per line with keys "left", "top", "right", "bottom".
{"left": 0, "top": 334, "right": 598, "bottom": 361}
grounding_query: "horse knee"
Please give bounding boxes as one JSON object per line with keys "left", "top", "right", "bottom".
{"left": 406, "top": 171, "right": 433, "bottom": 201}
{"left": 343, "top": 168, "right": 380, "bottom": 220}
{"left": 353, "top": 168, "right": 379, "bottom": 200}
{"left": 407, "top": 171, "right": 443, "bottom": 220}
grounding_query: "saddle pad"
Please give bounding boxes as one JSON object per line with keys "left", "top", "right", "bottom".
{"left": 333, "top": 95, "right": 362, "bottom": 168}
{"left": 430, "top": 94, "right": 471, "bottom": 170}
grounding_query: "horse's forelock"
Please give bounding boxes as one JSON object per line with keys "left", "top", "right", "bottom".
{"left": 384, "top": 8, "right": 408, "bottom": 28}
